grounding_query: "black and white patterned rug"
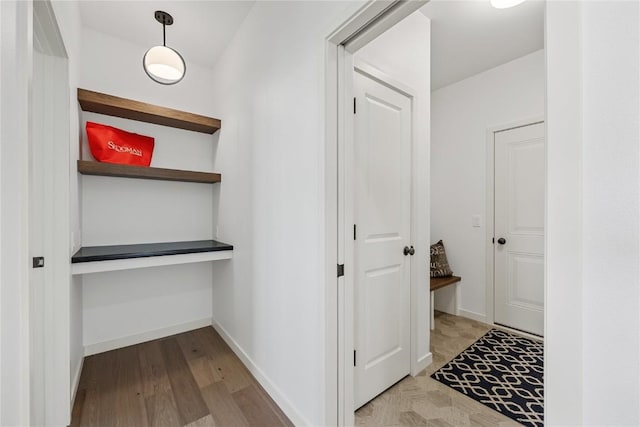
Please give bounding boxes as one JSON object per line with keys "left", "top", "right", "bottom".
{"left": 431, "top": 329, "right": 543, "bottom": 427}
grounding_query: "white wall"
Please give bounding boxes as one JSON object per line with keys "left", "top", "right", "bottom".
{"left": 430, "top": 50, "right": 544, "bottom": 320}
{"left": 580, "top": 0, "right": 639, "bottom": 424}
{"left": 545, "top": 1, "right": 583, "bottom": 422}
{"left": 207, "top": 2, "right": 363, "bottom": 425}
{"left": 356, "top": 11, "right": 431, "bottom": 96}
{"left": 354, "top": 10, "right": 432, "bottom": 371}
{"left": 78, "top": 28, "right": 218, "bottom": 350}
{"left": 0, "top": 2, "right": 32, "bottom": 424}
{"left": 546, "top": 1, "right": 640, "bottom": 425}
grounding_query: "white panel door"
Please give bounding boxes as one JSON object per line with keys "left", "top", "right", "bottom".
{"left": 353, "top": 70, "right": 412, "bottom": 409}
{"left": 494, "top": 122, "right": 545, "bottom": 336}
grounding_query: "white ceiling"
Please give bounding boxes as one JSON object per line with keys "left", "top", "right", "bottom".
{"left": 79, "top": 1, "right": 543, "bottom": 88}
{"left": 421, "top": 0, "right": 544, "bottom": 90}
{"left": 79, "top": 1, "right": 255, "bottom": 69}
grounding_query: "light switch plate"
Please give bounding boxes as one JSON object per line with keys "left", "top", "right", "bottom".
{"left": 472, "top": 215, "right": 481, "bottom": 227}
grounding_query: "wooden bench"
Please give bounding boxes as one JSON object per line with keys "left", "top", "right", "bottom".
{"left": 430, "top": 276, "right": 461, "bottom": 330}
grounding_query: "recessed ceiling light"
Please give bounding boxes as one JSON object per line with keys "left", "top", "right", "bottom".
{"left": 491, "top": 0, "right": 526, "bottom": 9}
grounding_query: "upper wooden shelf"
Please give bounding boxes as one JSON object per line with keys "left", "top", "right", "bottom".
{"left": 77, "top": 88, "right": 221, "bottom": 134}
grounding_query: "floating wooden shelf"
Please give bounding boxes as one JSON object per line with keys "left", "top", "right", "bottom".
{"left": 78, "top": 88, "right": 221, "bottom": 134}
{"left": 77, "top": 160, "right": 221, "bottom": 184}
{"left": 430, "top": 276, "right": 461, "bottom": 292}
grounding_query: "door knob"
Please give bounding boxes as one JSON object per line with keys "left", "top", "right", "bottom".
{"left": 403, "top": 246, "right": 415, "bottom": 256}
{"left": 497, "top": 238, "right": 506, "bottom": 245}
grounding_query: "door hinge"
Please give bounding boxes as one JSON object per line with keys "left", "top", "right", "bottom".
{"left": 337, "top": 264, "right": 344, "bottom": 277}
{"left": 353, "top": 97, "right": 356, "bottom": 114}
{"left": 353, "top": 224, "right": 357, "bottom": 240}
{"left": 492, "top": 237, "right": 495, "bottom": 244}
{"left": 32, "top": 256, "right": 44, "bottom": 268}
{"left": 354, "top": 350, "right": 357, "bottom": 367}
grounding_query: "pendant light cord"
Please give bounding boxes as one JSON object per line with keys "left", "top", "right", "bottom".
{"left": 162, "top": 22, "right": 166, "bottom": 46}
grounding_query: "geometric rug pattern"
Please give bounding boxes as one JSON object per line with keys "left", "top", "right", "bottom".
{"left": 431, "top": 329, "right": 543, "bottom": 427}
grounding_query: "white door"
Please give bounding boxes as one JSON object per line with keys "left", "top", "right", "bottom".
{"left": 494, "top": 122, "right": 545, "bottom": 336}
{"left": 353, "top": 70, "right": 412, "bottom": 408}
{"left": 29, "top": 49, "right": 48, "bottom": 427}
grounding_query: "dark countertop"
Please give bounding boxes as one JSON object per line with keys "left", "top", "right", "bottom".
{"left": 71, "top": 239, "right": 234, "bottom": 263}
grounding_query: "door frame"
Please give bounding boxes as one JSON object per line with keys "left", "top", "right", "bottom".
{"left": 32, "top": 1, "right": 72, "bottom": 424}
{"left": 485, "top": 115, "right": 544, "bottom": 329}
{"left": 324, "top": 2, "right": 429, "bottom": 425}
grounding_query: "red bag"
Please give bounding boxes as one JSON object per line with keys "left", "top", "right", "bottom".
{"left": 86, "top": 122, "right": 154, "bottom": 166}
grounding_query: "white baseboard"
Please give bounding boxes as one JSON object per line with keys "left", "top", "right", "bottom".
{"left": 457, "top": 308, "right": 488, "bottom": 324}
{"left": 413, "top": 352, "right": 433, "bottom": 376}
{"left": 84, "top": 317, "right": 212, "bottom": 356}
{"left": 418, "top": 352, "right": 433, "bottom": 365}
{"left": 212, "top": 321, "right": 309, "bottom": 427}
{"left": 70, "top": 356, "right": 84, "bottom": 412}
{"left": 458, "top": 310, "right": 543, "bottom": 342}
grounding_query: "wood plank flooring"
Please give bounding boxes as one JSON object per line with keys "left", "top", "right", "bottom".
{"left": 355, "top": 311, "right": 523, "bottom": 427}
{"left": 72, "top": 314, "right": 527, "bottom": 427}
{"left": 71, "top": 327, "right": 293, "bottom": 427}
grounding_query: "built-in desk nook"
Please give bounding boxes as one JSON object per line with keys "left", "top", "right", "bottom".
{"left": 73, "top": 88, "right": 232, "bottom": 356}
{"left": 73, "top": 88, "right": 230, "bottom": 274}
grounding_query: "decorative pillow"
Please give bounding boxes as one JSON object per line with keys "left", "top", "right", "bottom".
{"left": 430, "top": 240, "right": 453, "bottom": 278}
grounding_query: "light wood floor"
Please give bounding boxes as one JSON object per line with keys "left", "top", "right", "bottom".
{"left": 71, "top": 327, "right": 293, "bottom": 427}
{"left": 355, "top": 311, "right": 522, "bottom": 427}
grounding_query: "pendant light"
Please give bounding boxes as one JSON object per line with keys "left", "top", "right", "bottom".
{"left": 143, "top": 11, "right": 186, "bottom": 85}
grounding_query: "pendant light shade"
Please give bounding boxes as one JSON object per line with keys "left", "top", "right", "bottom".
{"left": 144, "top": 46, "right": 185, "bottom": 84}
{"left": 143, "top": 11, "right": 185, "bottom": 85}
{"left": 490, "top": 0, "right": 526, "bottom": 8}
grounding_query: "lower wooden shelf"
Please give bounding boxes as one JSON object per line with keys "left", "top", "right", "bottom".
{"left": 77, "top": 160, "right": 221, "bottom": 184}
{"left": 71, "top": 240, "right": 233, "bottom": 275}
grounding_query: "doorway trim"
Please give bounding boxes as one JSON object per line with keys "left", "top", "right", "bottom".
{"left": 485, "top": 115, "right": 544, "bottom": 328}
{"left": 324, "top": 2, "right": 429, "bottom": 425}
{"left": 31, "top": 0, "right": 71, "bottom": 424}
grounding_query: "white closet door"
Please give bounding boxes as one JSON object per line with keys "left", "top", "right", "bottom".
{"left": 353, "top": 69, "right": 412, "bottom": 408}
{"left": 494, "top": 122, "right": 545, "bottom": 336}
